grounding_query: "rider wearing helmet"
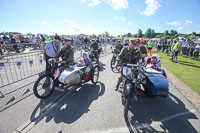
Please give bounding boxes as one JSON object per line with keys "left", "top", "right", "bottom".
{"left": 146, "top": 54, "right": 161, "bottom": 70}
{"left": 55, "top": 38, "right": 74, "bottom": 64}
{"left": 90, "top": 39, "right": 99, "bottom": 63}
{"left": 115, "top": 40, "right": 123, "bottom": 53}
{"left": 115, "top": 39, "right": 142, "bottom": 91}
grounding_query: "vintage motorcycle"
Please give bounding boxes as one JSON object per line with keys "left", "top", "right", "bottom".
{"left": 83, "top": 47, "right": 100, "bottom": 64}
{"left": 120, "top": 63, "right": 169, "bottom": 117}
{"left": 33, "top": 58, "right": 100, "bottom": 99}
{"left": 110, "top": 48, "right": 121, "bottom": 72}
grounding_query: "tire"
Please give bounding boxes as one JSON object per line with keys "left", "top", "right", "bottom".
{"left": 91, "top": 65, "right": 99, "bottom": 85}
{"left": 33, "top": 73, "right": 55, "bottom": 99}
{"left": 110, "top": 57, "right": 116, "bottom": 71}
{"left": 124, "top": 96, "right": 130, "bottom": 117}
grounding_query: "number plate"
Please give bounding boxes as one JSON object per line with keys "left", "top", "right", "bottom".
{"left": 132, "top": 78, "right": 136, "bottom": 83}
{"left": 123, "top": 67, "right": 131, "bottom": 75}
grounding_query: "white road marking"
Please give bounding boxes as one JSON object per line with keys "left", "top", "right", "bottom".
{"left": 87, "top": 109, "right": 196, "bottom": 133}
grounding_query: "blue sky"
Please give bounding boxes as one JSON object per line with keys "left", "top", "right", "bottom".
{"left": 0, "top": 0, "right": 200, "bottom": 36}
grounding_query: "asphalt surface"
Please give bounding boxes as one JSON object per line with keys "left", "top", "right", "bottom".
{"left": 0, "top": 45, "right": 200, "bottom": 133}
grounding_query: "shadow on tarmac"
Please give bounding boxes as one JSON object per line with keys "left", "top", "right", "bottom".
{"left": 30, "top": 81, "right": 105, "bottom": 125}
{"left": 124, "top": 93, "right": 198, "bottom": 133}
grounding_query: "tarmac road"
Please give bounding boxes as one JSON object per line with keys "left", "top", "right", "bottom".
{"left": 0, "top": 45, "right": 200, "bottom": 133}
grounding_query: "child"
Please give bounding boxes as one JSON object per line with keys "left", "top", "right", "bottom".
{"left": 79, "top": 52, "right": 92, "bottom": 75}
{"left": 146, "top": 54, "right": 161, "bottom": 71}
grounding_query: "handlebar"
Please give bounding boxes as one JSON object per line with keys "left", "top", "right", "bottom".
{"left": 122, "top": 63, "right": 138, "bottom": 67}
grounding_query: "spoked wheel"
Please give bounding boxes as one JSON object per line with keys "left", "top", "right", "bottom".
{"left": 110, "top": 57, "right": 116, "bottom": 71}
{"left": 33, "top": 73, "right": 55, "bottom": 99}
{"left": 123, "top": 96, "right": 130, "bottom": 117}
{"left": 91, "top": 65, "right": 99, "bottom": 85}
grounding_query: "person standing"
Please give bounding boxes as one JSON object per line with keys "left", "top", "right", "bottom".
{"left": 189, "top": 41, "right": 195, "bottom": 58}
{"left": 147, "top": 40, "right": 153, "bottom": 56}
{"left": 0, "top": 37, "right": 3, "bottom": 56}
{"left": 43, "top": 36, "right": 62, "bottom": 75}
{"left": 172, "top": 38, "right": 179, "bottom": 63}
{"left": 182, "top": 40, "right": 189, "bottom": 56}
{"left": 194, "top": 42, "right": 200, "bottom": 59}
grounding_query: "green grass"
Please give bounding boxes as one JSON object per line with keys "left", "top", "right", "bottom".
{"left": 153, "top": 50, "right": 200, "bottom": 95}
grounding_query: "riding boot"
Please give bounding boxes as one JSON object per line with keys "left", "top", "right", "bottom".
{"left": 115, "top": 78, "right": 122, "bottom": 91}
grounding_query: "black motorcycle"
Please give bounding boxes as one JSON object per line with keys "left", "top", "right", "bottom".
{"left": 120, "top": 63, "right": 169, "bottom": 117}
{"left": 120, "top": 64, "right": 141, "bottom": 117}
{"left": 110, "top": 48, "right": 121, "bottom": 72}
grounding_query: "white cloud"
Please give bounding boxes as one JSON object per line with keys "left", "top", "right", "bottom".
{"left": 41, "top": 21, "right": 51, "bottom": 26}
{"left": 81, "top": 0, "right": 86, "bottom": 3}
{"left": 64, "top": 19, "right": 75, "bottom": 25}
{"left": 185, "top": 20, "right": 192, "bottom": 25}
{"left": 154, "top": 26, "right": 159, "bottom": 30}
{"left": 64, "top": 18, "right": 80, "bottom": 34}
{"left": 121, "top": 17, "right": 126, "bottom": 22}
{"left": 109, "top": 0, "right": 129, "bottom": 11}
{"left": 178, "top": 27, "right": 184, "bottom": 31}
{"left": 165, "top": 21, "right": 180, "bottom": 26}
{"left": 114, "top": 16, "right": 119, "bottom": 20}
{"left": 114, "top": 16, "right": 126, "bottom": 22}
{"left": 140, "top": 0, "right": 161, "bottom": 16}
{"left": 128, "top": 21, "right": 132, "bottom": 26}
{"left": 63, "top": 18, "right": 104, "bottom": 35}
{"left": 88, "top": 0, "right": 100, "bottom": 7}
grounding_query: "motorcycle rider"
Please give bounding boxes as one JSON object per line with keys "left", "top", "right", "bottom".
{"left": 55, "top": 38, "right": 74, "bottom": 64}
{"left": 114, "top": 40, "right": 123, "bottom": 53}
{"left": 115, "top": 40, "right": 142, "bottom": 91}
{"left": 139, "top": 42, "right": 147, "bottom": 63}
{"left": 90, "top": 39, "right": 99, "bottom": 63}
{"left": 54, "top": 38, "right": 74, "bottom": 91}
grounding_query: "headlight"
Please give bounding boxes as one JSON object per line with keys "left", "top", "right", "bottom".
{"left": 127, "top": 72, "right": 134, "bottom": 80}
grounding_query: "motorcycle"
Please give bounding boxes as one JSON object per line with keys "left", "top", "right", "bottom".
{"left": 83, "top": 47, "right": 99, "bottom": 64}
{"left": 110, "top": 48, "right": 121, "bottom": 72}
{"left": 120, "top": 63, "right": 169, "bottom": 117}
{"left": 33, "top": 58, "right": 100, "bottom": 99}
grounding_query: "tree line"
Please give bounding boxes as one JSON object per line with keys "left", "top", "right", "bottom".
{"left": 119, "top": 28, "right": 200, "bottom": 40}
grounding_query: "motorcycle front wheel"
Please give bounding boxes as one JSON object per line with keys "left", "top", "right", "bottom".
{"left": 33, "top": 73, "right": 55, "bottom": 99}
{"left": 91, "top": 65, "right": 99, "bottom": 85}
{"left": 124, "top": 96, "right": 130, "bottom": 117}
{"left": 110, "top": 57, "right": 116, "bottom": 71}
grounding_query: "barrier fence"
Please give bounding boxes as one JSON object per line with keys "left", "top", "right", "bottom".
{"left": 0, "top": 50, "right": 45, "bottom": 89}
{"left": 0, "top": 43, "right": 111, "bottom": 111}
{"left": 0, "top": 43, "right": 110, "bottom": 97}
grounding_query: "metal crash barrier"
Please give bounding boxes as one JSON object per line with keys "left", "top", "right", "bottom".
{"left": 0, "top": 51, "right": 45, "bottom": 91}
